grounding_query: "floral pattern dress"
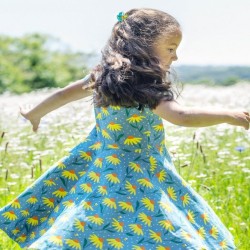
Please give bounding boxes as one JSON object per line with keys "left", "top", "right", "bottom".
{"left": 0, "top": 104, "right": 236, "bottom": 250}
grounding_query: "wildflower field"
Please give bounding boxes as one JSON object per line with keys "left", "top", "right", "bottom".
{"left": 0, "top": 83, "right": 249, "bottom": 249}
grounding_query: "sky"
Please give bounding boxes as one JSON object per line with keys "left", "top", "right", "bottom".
{"left": 1, "top": 0, "right": 250, "bottom": 66}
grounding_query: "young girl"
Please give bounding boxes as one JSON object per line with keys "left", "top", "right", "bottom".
{"left": 0, "top": 8, "right": 249, "bottom": 250}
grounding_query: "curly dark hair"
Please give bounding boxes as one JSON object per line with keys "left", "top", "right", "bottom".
{"left": 87, "top": 8, "right": 181, "bottom": 110}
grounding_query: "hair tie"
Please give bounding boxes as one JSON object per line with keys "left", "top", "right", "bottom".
{"left": 117, "top": 11, "right": 128, "bottom": 22}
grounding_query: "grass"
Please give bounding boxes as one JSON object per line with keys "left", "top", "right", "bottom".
{"left": 0, "top": 85, "right": 249, "bottom": 249}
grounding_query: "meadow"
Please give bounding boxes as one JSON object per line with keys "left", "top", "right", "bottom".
{"left": 0, "top": 83, "right": 249, "bottom": 249}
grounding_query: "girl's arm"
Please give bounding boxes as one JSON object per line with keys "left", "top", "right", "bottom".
{"left": 20, "top": 74, "right": 94, "bottom": 132}
{"left": 153, "top": 100, "right": 250, "bottom": 130}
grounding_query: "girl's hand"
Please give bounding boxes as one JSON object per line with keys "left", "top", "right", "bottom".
{"left": 227, "top": 111, "right": 250, "bottom": 130}
{"left": 19, "top": 105, "right": 41, "bottom": 133}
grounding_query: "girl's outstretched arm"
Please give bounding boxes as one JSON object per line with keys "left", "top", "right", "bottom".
{"left": 153, "top": 100, "right": 250, "bottom": 130}
{"left": 20, "top": 74, "right": 94, "bottom": 132}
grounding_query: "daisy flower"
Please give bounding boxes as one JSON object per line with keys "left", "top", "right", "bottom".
{"left": 127, "top": 114, "right": 145, "bottom": 123}
{"left": 107, "top": 122, "right": 122, "bottom": 131}
{"left": 129, "top": 224, "right": 144, "bottom": 235}
{"left": 107, "top": 238, "right": 124, "bottom": 249}
{"left": 141, "top": 197, "right": 155, "bottom": 211}
{"left": 112, "top": 218, "right": 124, "bottom": 232}
{"left": 129, "top": 162, "right": 143, "bottom": 173}
{"left": 89, "top": 234, "right": 104, "bottom": 249}
{"left": 62, "top": 170, "right": 78, "bottom": 180}
{"left": 149, "top": 230, "right": 162, "bottom": 243}
{"left": 106, "top": 154, "right": 121, "bottom": 165}
{"left": 138, "top": 212, "right": 152, "bottom": 226}
{"left": 124, "top": 136, "right": 142, "bottom": 145}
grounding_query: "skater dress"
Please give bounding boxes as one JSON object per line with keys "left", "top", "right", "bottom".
{"left": 0, "top": 103, "right": 236, "bottom": 250}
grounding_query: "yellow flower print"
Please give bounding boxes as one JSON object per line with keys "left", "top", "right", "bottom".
{"left": 167, "top": 187, "right": 177, "bottom": 201}
{"left": 103, "top": 197, "right": 117, "bottom": 209}
{"left": 80, "top": 151, "right": 92, "bottom": 161}
{"left": 209, "top": 225, "right": 218, "bottom": 239}
{"left": 98, "top": 185, "right": 108, "bottom": 195}
{"left": 137, "top": 178, "right": 154, "bottom": 189}
{"left": 102, "top": 129, "right": 111, "bottom": 139}
{"left": 40, "top": 217, "right": 48, "bottom": 223}
{"left": 138, "top": 212, "right": 152, "bottom": 226}
{"left": 129, "top": 162, "right": 143, "bottom": 173}
{"left": 219, "top": 240, "right": 228, "bottom": 249}
{"left": 12, "top": 227, "right": 20, "bottom": 235}
{"left": 155, "top": 170, "right": 167, "bottom": 183}
{"left": 181, "top": 193, "right": 190, "bottom": 207}
{"left": 112, "top": 218, "right": 124, "bottom": 232}
{"left": 48, "top": 217, "right": 55, "bottom": 226}
{"left": 79, "top": 171, "right": 86, "bottom": 177}
{"left": 158, "top": 201, "right": 172, "bottom": 212}
{"left": 127, "top": 114, "right": 145, "bottom": 123}
{"left": 62, "top": 170, "right": 78, "bottom": 180}
{"left": 62, "top": 200, "right": 75, "bottom": 208}
{"left": 108, "top": 143, "right": 119, "bottom": 149}
{"left": 156, "top": 144, "right": 164, "bottom": 155}
{"left": 42, "top": 197, "right": 55, "bottom": 208}
{"left": 27, "top": 196, "right": 38, "bottom": 204}
{"left": 124, "top": 135, "right": 142, "bottom": 145}
{"left": 158, "top": 220, "right": 174, "bottom": 231}
{"left": 96, "top": 123, "right": 101, "bottom": 132}
{"left": 54, "top": 205, "right": 59, "bottom": 213}
{"left": 89, "top": 141, "right": 102, "bottom": 150}
{"left": 57, "top": 161, "right": 66, "bottom": 169}
{"left": 74, "top": 218, "right": 86, "bottom": 232}
{"left": 107, "top": 238, "right": 124, "bottom": 249}
{"left": 201, "top": 212, "right": 209, "bottom": 224}
{"left": 181, "top": 230, "right": 192, "bottom": 242}
{"left": 80, "top": 183, "right": 93, "bottom": 193}
{"left": 53, "top": 188, "right": 68, "bottom": 198}
{"left": 40, "top": 229, "right": 46, "bottom": 236}
{"left": 106, "top": 173, "right": 120, "bottom": 184}
{"left": 88, "top": 171, "right": 101, "bottom": 183}
{"left": 2, "top": 210, "right": 17, "bottom": 221}
{"left": 106, "top": 154, "right": 121, "bottom": 165}
{"left": 81, "top": 200, "right": 94, "bottom": 211}
{"left": 27, "top": 216, "right": 39, "bottom": 226}
{"left": 96, "top": 112, "right": 102, "bottom": 120}
{"left": 21, "top": 209, "right": 30, "bottom": 217}
{"left": 101, "top": 107, "right": 109, "bottom": 116}
{"left": 49, "top": 236, "right": 63, "bottom": 247}
{"left": 110, "top": 105, "right": 121, "bottom": 110}
{"left": 129, "top": 224, "right": 144, "bottom": 235}
{"left": 118, "top": 201, "right": 134, "bottom": 212}
{"left": 186, "top": 210, "right": 196, "bottom": 224}
{"left": 16, "top": 234, "right": 27, "bottom": 243}
{"left": 149, "top": 230, "right": 162, "bottom": 243}
{"left": 197, "top": 227, "right": 206, "bottom": 239}
{"left": 149, "top": 156, "right": 157, "bottom": 173}
{"left": 133, "top": 246, "right": 146, "bottom": 250}
{"left": 65, "top": 239, "right": 81, "bottom": 250}
{"left": 44, "top": 179, "right": 56, "bottom": 186}
{"left": 87, "top": 214, "right": 104, "bottom": 225}
{"left": 94, "top": 158, "right": 103, "bottom": 168}
{"left": 11, "top": 199, "right": 20, "bottom": 209}
{"left": 153, "top": 123, "right": 164, "bottom": 132}
{"left": 143, "top": 130, "right": 151, "bottom": 137}
{"left": 156, "top": 246, "right": 171, "bottom": 250}
{"left": 89, "top": 234, "right": 104, "bottom": 249}
{"left": 30, "top": 231, "right": 36, "bottom": 239}
{"left": 107, "top": 122, "right": 122, "bottom": 131}
{"left": 141, "top": 197, "right": 155, "bottom": 211}
{"left": 125, "top": 181, "right": 137, "bottom": 195}
{"left": 135, "top": 149, "right": 142, "bottom": 153}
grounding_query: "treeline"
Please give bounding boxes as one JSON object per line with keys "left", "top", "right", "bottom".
{"left": 175, "top": 65, "right": 250, "bottom": 86}
{"left": 0, "top": 33, "right": 95, "bottom": 94}
{"left": 0, "top": 33, "right": 249, "bottom": 94}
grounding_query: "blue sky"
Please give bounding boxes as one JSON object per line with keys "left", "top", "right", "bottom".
{"left": 1, "top": 0, "right": 250, "bottom": 66}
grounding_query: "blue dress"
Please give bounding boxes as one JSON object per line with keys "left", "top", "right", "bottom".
{"left": 0, "top": 104, "right": 236, "bottom": 249}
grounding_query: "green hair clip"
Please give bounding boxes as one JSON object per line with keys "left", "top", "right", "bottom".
{"left": 117, "top": 11, "right": 128, "bottom": 22}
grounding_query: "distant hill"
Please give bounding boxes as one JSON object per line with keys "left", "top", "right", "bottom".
{"left": 175, "top": 65, "right": 250, "bottom": 85}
